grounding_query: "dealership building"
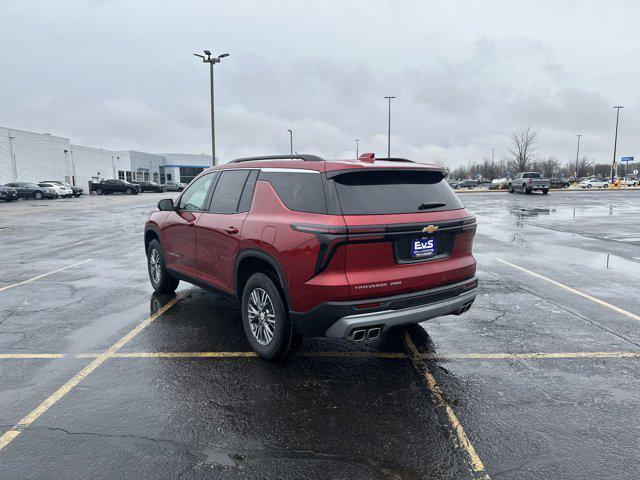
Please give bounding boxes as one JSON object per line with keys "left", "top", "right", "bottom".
{"left": 0, "top": 125, "right": 213, "bottom": 189}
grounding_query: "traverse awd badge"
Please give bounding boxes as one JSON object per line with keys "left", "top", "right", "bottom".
{"left": 422, "top": 225, "right": 439, "bottom": 234}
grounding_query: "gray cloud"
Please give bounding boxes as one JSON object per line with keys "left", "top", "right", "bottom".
{"left": 1, "top": 0, "right": 639, "bottom": 167}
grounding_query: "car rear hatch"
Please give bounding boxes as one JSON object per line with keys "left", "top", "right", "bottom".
{"left": 326, "top": 167, "right": 476, "bottom": 300}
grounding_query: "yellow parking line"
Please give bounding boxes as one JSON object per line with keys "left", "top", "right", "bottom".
{"left": 0, "top": 259, "right": 93, "bottom": 293}
{"left": 404, "top": 330, "right": 490, "bottom": 479}
{"left": 0, "top": 295, "right": 182, "bottom": 453}
{"left": 0, "top": 353, "right": 65, "bottom": 359}
{"left": 3, "top": 350, "right": 640, "bottom": 361}
{"left": 423, "top": 351, "right": 640, "bottom": 360}
{"left": 497, "top": 259, "right": 640, "bottom": 323}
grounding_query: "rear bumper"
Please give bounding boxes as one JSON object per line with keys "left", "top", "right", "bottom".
{"left": 290, "top": 277, "right": 478, "bottom": 338}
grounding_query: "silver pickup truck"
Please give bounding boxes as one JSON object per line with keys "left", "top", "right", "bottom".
{"left": 508, "top": 172, "right": 550, "bottom": 194}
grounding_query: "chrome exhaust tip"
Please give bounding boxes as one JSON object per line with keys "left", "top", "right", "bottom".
{"left": 352, "top": 329, "right": 367, "bottom": 342}
{"left": 367, "top": 327, "right": 381, "bottom": 340}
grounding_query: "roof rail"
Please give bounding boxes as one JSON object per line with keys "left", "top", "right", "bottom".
{"left": 374, "top": 157, "right": 415, "bottom": 163}
{"left": 229, "top": 154, "right": 326, "bottom": 164}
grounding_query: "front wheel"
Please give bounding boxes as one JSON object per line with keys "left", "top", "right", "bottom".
{"left": 242, "top": 272, "right": 302, "bottom": 360}
{"left": 96, "top": 187, "right": 103, "bottom": 195}
{"left": 542, "top": 189, "right": 549, "bottom": 195}
{"left": 34, "top": 191, "right": 44, "bottom": 200}
{"left": 125, "top": 188, "right": 133, "bottom": 195}
{"left": 147, "top": 239, "right": 179, "bottom": 293}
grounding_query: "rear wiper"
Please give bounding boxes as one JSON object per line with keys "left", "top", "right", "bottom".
{"left": 418, "top": 202, "right": 446, "bottom": 210}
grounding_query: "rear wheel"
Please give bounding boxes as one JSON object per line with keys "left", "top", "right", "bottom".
{"left": 242, "top": 272, "right": 302, "bottom": 360}
{"left": 147, "top": 239, "right": 179, "bottom": 293}
{"left": 34, "top": 191, "right": 43, "bottom": 200}
{"left": 125, "top": 187, "right": 133, "bottom": 195}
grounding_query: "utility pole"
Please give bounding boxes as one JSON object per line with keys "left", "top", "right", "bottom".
{"left": 574, "top": 134, "right": 582, "bottom": 185}
{"left": 287, "top": 129, "right": 293, "bottom": 155}
{"left": 194, "top": 50, "right": 230, "bottom": 166}
{"left": 355, "top": 139, "right": 360, "bottom": 158}
{"left": 491, "top": 148, "right": 495, "bottom": 163}
{"left": 384, "top": 96, "right": 395, "bottom": 158}
{"left": 611, "top": 106, "right": 623, "bottom": 184}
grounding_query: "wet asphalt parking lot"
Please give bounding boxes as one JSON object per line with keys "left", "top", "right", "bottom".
{"left": 1, "top": 189, "right": 639, "bottom": 479}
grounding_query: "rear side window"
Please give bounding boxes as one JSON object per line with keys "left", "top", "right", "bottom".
{"left": 259, "top": 171, "right": 326, "bottom": 214}
{"left": 332, "top": 170, "right": 463, "bottom": 215}
{"left": 210, "top": 170, "right": 250, "bottom": 214}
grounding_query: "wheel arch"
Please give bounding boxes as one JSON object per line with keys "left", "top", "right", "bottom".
{"left": 144, "top": 225, "right": 162, "bottom": 252}
{"left": 235, "top": 249, "right": 290, "bottom": 308}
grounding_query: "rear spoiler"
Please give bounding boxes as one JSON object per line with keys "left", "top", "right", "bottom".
{"left": 325, "top": 167, "right": 447, "bottom": 179}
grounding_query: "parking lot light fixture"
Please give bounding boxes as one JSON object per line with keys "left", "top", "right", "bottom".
{"left": 355, "top": 139, "right": 360, "bottom": 158}
{"left": 611, "top": 106, "right": 623, "bottom": 184}
{"left": 194, "top": 50, "right": 230, "bottom": 166}
{"left": 287, "top": 129, "right": 293, "bottom": 155}
{"left": 384, "top": 96, "right": 396, "bottom": 158}
{"left": 574, "top": 134, "right": 582, "bottom": 185}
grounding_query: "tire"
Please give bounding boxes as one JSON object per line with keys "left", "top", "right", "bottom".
{"left": 74, "top": 194, "right": 82, "bottom": 198}
{"left": 96, "top": 187, "right": 103, "bottom": 195}
{"left": 542, "top": 189, "right": 549, "bottom": 195}
{"left": 587, "top": 184, "right": 592, "bottom": 189}
{"left": 34, "top": 191, "right": 44, "bottom": 200}
{"left": 241, "top": 272, "right": 302, "bottom": 360}
{"left": 125, "top": 188, "right": 133, "bottom": 195}
{"left": 146, "top": 239, "right": 179, "bottom": 293}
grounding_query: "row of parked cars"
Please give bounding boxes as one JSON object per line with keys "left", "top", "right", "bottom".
{"left": 0, "top": 181, "right": 84, "bottom": 201}
{"left": 88, "top": 179, "right": 186, "bottom": 195}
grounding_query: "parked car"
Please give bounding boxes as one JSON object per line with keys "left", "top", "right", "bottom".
{"left": 579, "top": 177, "right": 608, "bottom": 189}
{"left": 458, "top": 180, "right": 478, "bottom": 189}
{"left": 617, "top": 177, "right": 638, "bottom": 187}
{"left": 4, "top": 182, "right": 52, "bottom": 199}
{"left": 508, "top": 172, "right": 550, "bottom": 194}
{"left": 490, "top": 178, "right": 509, "bottom": 190}
{"left": 38, "top": 182, "right": 74, "bottom": 198}
{"left": 144, "top": 154, "right": 478, "bottom": 360}
{"left": 41, "top": 180, "right": 84, "bottom": 197}
{"left": 549, "top": 178, "right": 570, "bottom": 189}
{"left": 132, "top": 181, "right": 165, "bottom": 192}
{"left": 163, "top": 181, "right": 186, "bottom": 192}
{"left": 89, "top": 179, "right": 141, "bottom": 195}
{"left": 0, "top": 185, "right": 18, "bottom": 202}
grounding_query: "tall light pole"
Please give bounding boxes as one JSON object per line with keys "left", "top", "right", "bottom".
{"left": 384, "top": 96, "right": 395, "bottom": 158}
{"left": 287, "top": 129, "right": 293, "bottom": 155}
{"left": 611, "top": 106, "right": 623, "bottom": 183}
{"left": 355, "top": 139, "right": 360, "bottom": 158}
{"left": 574, "top": 134, "right": 582, "bottom": 184}
{"left": 194, "top": 50, "right": 230, "bottom": 166}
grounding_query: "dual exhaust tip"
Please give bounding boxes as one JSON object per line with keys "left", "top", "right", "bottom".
{"left": 456, "top": 301, "right": 474, "bottom": 315}
{"left": 349, "top": 326, "right": 382, "bottom": 342}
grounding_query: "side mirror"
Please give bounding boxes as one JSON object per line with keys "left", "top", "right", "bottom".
{"left": 158, "top": 198, "right": 174, "bottom": 211}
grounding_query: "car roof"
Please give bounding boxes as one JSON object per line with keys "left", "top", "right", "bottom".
{"left": 206, "top": 155, "right": 444, "bottom": 175}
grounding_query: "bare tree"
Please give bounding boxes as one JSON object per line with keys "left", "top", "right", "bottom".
{"left": 509, "top": 127, "right": 539, "bottom": 172}
{"left": 539, "top": 156, "right": 560, "bottom": 178}
{"left": 576, "top": 156, "right": 591, "bottom": 178}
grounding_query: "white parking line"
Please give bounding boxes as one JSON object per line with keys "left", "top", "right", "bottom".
{"left": 0, "top": 259, "right": 93, "bottom": 293}
{"left": 497, "top": 259, "right": 640, "bottom": 323}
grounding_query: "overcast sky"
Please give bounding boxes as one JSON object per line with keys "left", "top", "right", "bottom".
{"left": 1, "top": 0, "right": 639, "bottom": 167}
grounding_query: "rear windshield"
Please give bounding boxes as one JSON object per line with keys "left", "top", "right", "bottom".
{"left": 523, "top": 173, "right": 541, "bottom": 178}
{"left": 332, "top": 170, "right": 463, "bottom": 215}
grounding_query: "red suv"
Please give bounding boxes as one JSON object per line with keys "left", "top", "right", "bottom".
{"left": 145, "top": 154, "right": 477, "bottom": 359}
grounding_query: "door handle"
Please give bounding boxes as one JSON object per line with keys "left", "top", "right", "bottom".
{"left": 225, "top": 226, "right": 239, "bottom": 234}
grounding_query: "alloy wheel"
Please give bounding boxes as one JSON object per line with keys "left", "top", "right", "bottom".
{"left": 149, "top": 248, "right": 161, "bottom": 285}
{"left": 247, "top": 288, "right": 276, "bottom": 345}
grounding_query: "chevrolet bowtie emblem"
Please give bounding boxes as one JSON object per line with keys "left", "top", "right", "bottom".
{"left": 422, "top": 225, "right": 439, "bottom": 234}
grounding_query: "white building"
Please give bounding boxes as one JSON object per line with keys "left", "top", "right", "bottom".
{"left": 0, "top": 125, "right": 214, "bottom": 188}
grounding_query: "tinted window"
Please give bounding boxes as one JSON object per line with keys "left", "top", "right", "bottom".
{"left": 177, "top": 173, "right": 215, "bottom": 212}
{"left": 259, "top": 171, "right": 327, "bottom": 214}
{"left": 237, "top": 170, "right": 259, "bottom": 212}
{"left": 332, "top": 170, "right": 463, "bottom": 215}
{"left": 211, "top": 170, "right": 250, "bottom": 214}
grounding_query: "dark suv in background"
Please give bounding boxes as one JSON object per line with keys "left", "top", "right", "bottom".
{"left": 145, "top": 154, "right": 477, "bottom": 360}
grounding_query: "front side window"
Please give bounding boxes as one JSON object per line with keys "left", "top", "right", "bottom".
{"left": 210, "top": 170, "right": 250, "bottom": 214}
{"left": 177, "top": 173, "right": 215, "bottom": 212}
